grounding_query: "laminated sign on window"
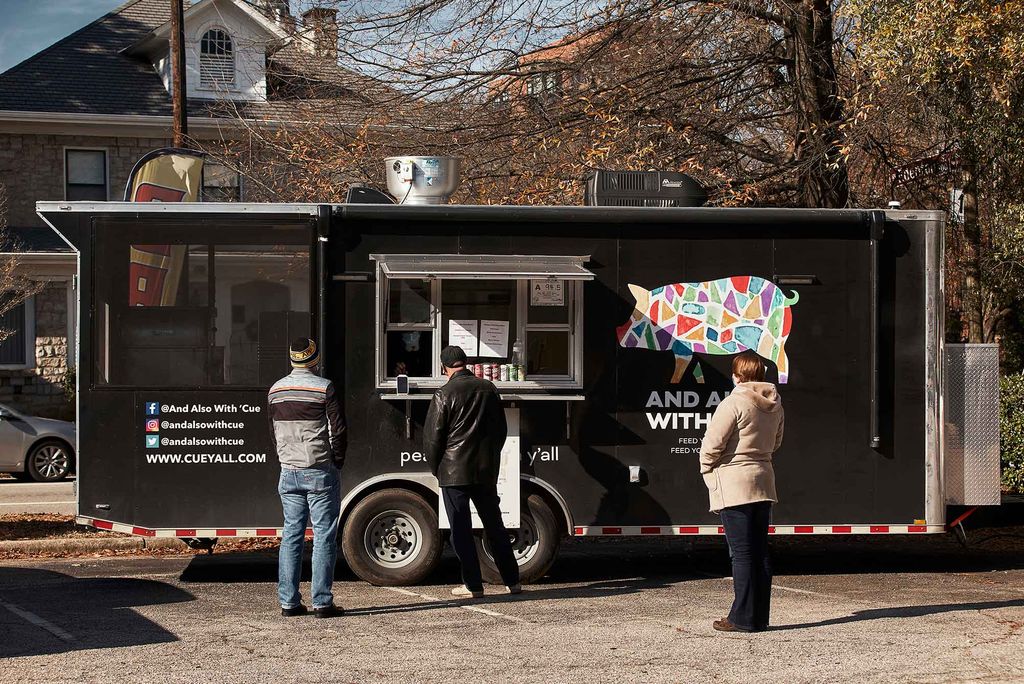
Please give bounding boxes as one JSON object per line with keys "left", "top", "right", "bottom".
{"left": 531, "top": 279, "right": 564, "bottom": 307}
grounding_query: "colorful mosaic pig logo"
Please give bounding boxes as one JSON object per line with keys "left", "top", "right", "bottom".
{"left": 616, "top": 276, "right": 798, "bottom": 384}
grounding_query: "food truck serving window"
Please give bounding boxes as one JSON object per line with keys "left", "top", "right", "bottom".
{"left": 372, "top": 255, "right": 592, "bottom": 389}
{"left": 92, "top": 220, "right": 313, "bottom": 388}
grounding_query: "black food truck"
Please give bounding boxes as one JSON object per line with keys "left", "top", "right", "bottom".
{"left": 37, "top": 200, "right": 1000, "bottom": 585}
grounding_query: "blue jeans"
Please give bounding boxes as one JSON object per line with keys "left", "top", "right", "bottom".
{"left": 278, "top": 465, "right": 341, "bottom": 609}
{"left": 719, "top": 501, "right": 773, "bottom": 631}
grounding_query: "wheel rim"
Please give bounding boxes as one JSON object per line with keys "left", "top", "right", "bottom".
{"left": 364, "top": 509, "right": 423, "bottom": 569}
{"left": 484, "top": 513, "right": 540, "bottom": 565}
{"left": 33, "top": 445, "right": 69, "bottom": 480}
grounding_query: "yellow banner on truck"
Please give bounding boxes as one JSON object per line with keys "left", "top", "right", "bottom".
{"left": 124, "top": 148, "right": 205, "bottom": 306}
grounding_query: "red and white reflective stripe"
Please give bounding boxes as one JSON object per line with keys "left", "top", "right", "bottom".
{"left": 76, "top": 517, "right": 311, "bottom": 538}
{"left": 572, "top": 524, "right": 942, "bottom": 536}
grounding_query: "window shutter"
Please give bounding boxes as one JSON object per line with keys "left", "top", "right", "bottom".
{"left": 0, "top": 302, "right": 27, "bottom": 365}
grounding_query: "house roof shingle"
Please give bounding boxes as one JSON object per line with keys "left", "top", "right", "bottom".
{"left": 0, "top": 0, "right": 396, "bottom": 121}
{"left": 0, "top": 0, "right": 175, "bottom": 116}
{"left": 1, "top": 226, "right": 74, "bottom": 253}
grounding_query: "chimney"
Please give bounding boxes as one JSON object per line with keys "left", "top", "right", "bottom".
{"left": 260, "top": 0, "right": 295, "bottom": 33}
{"left": 302, "top": 7, "right": 339, "bottom": 60}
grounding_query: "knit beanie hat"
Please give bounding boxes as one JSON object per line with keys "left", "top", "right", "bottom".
{"left": 290, "top": 338, "right": 319, "bottom": 368}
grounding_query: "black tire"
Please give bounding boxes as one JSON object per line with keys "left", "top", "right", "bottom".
{"left": 477, "top": 492, "right": 561, "bottom": 585}
{"left": 342, "top": 488, "right": 442, "bottom": 586}
{"left": 25, "top": 440, "right": 73, "bottom": 482}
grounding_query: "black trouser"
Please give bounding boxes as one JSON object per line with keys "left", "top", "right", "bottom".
{"left": 441, "top": 483, "right": 520, "bottom": 591}
{"left": 719, "top": 501, "right": 773, "bottom": 630}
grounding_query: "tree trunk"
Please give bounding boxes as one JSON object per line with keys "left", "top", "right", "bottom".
{"left": 789, "top": 0, "right": 849, "bottom": 208}
{"left": 957, "top": 74, "right": 984, "bottom": 343}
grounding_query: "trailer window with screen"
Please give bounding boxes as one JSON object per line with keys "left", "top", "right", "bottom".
{"left": 92, "top": 221, "right": 312, "bottom": 388}
{"left": 372, "top": 255, "right": 592, "bottom": 389}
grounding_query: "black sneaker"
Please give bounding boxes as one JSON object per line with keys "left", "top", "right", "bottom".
{"left": 281, "top": 604, "right": 308, "bottom": 617}
{"left": 313, "top": 604, "right": 345, "bottom": 619}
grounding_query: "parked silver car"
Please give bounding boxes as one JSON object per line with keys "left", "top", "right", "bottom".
{"left": 0, "top": 403, "right": 76, "bottom": 482}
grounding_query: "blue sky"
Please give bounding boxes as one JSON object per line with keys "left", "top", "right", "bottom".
{"left": 0, "top": 0, "right": 124, "bottom": 73}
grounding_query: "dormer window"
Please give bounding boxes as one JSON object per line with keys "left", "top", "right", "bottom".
{"left": 199, "top": 28, "right": 234, "bottom": 88}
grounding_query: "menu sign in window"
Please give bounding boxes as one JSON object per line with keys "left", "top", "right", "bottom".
{"left": 447, "top": 319, "right": 479, "bottom": 357}
{"left": 478, "top": 320, "right": 509, "bottom": 358}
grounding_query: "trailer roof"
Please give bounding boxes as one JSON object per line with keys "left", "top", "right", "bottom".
{"left": 338, "top": 204, "right": 890, "bottom": 225}
{"left": 36, "top": 201, "right": 322, "bottom": 215}
{"left": 35, "top": 201, "right": 945, "bottom": 225}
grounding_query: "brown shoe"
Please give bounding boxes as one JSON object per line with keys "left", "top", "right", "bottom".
{"left": 713, "top": 618, "right": 753, "bottom": 632}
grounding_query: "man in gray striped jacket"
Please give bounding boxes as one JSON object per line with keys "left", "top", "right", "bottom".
{"left": 269, "top": 337, "right": 347, "bottom": 618}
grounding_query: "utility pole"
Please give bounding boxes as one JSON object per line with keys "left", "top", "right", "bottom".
{"left": 170, "top": 0, "right": 188, "bottom": 146}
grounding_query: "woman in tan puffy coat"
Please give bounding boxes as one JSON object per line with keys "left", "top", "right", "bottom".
{"left": 700, "top": 350, "right": 785, "bottom": 633}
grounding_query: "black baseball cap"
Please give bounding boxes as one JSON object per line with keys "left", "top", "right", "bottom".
{"left": 440, "top": 345, "right": 468, "bottom": 369}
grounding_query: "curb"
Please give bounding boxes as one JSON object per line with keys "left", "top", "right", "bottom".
{"left": 0, "top": 536, "right": 185, "bottom": 554}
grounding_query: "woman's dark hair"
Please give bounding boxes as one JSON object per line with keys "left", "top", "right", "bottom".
{"left": 732, "top": 351, "right": 766, "bottom": 383}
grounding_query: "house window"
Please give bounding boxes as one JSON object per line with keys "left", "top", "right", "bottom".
{"left": 202, "top": 163, "right": 241, "bottom": 201}
{"left": 65, "top": 149, "right": 107, "bottom": 201}
{"left": 200, "top": 29, "right": 235, "bottom": 88}
{"left": 492, "top": 88, "right": 512, "bottom": 109}
{"left": 0, "top": 298, "right": 34, "bottom": 368}
{"left": 526, "top": 72, "right": 562, "bottom": 98}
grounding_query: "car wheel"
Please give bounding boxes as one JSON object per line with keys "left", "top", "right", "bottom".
{"left": 342, "top": 488, "right": 442, "bottom": 586}
{"left": 476, "top": 492, "right": 561, "bottom": 585}
{"left": 26, "top": 440, "right": 72, "bottom": 482}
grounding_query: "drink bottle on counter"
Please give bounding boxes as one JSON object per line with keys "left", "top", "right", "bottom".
{"left": 512, "top": 339, "right": 526, "bottom": 380}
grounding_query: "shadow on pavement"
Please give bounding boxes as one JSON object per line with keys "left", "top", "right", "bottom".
{"left": 775, "top": 598, "right": 1024, "bottom": 631}
{"left": 345, "top": 576, "right": 683, "bottom": 617}
{"left": 177, "top": 528, "right": 1024, "bottom": 589}
{"left": 179, "top": 549, "right": 358, "bottom": 584}
{"left": 0, "top": 567, "right": 193, "bottom": 658}
{"left": 547, "top": 532, "right": 1024, "bottom": 582}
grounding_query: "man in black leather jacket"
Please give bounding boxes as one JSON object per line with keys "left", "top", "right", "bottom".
{"left": 424, "top": 345, "right": 521, "bottom": 598}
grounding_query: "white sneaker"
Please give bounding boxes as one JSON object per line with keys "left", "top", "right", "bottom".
{"left": 504, "top": 584, "right": 522, "bottom": 595}
{"left": 451, "top": 585, "right": 484, "bottom": 598}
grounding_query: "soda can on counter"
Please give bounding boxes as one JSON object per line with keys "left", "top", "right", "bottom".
{"left": 483, "top": 364, "right": 492, "bottom": 381}
{"left": 474, "top": 364, "right": 484, "bottom": 378}
{"left": 490, "top": 363, "right": 500, "bottom": 380}
{"left": 517, "top": 365, "right": 526, "bottom": 381}
{"left": 499, "top": 364, "right": 509, "bottom": 382}
{"left": 508, "top": 365, "right": 518, "bottom": 381}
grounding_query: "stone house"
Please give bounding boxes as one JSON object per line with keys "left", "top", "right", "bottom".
{"left": 0, "top": 0, "right": 386, "bottom": 418}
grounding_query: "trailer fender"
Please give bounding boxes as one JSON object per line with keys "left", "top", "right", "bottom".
{"left": 340, "top": 473, "right": 439, "bottom": 521}
{"left": 521, "top": 474, "right": 574, "bottom": 535}
{"left": 340, "top": 473, "right": 574, "bottom": 535}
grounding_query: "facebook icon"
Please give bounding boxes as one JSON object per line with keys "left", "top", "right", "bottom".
{"left": 145, "top": 402, "right": 160, "bottom": 416}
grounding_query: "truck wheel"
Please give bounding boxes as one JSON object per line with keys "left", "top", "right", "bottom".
{"left": 477, "top": 493, "right": 561, "bottom": 585}
{"left": 342, "top": 488, "right": 442, "bottom": 586}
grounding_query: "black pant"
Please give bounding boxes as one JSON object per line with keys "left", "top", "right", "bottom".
{"left": 719, "top": 501, "right": 772, "bottom": 630}
{"left": 441, "top": 484, "right": 520, "bottom": 591}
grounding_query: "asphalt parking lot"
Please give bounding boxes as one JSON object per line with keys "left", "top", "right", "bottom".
{"left": 1, "top": 533, "right": 1023, "bottom": 684}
